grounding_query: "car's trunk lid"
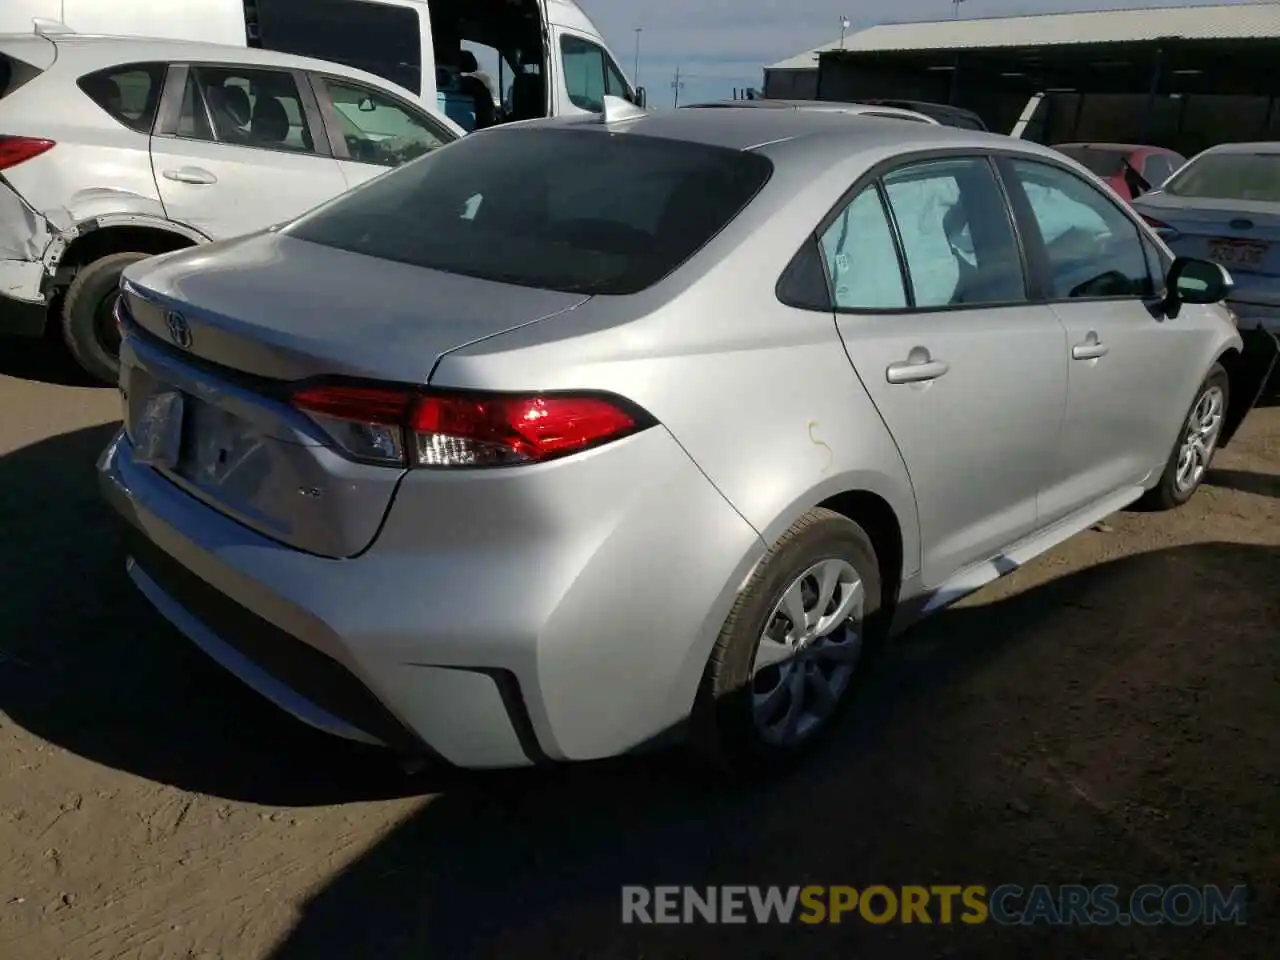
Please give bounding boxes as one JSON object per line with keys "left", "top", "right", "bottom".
{"left": 119, "top": 231, "right": 589, "bottom": 558}
{"left": 1137, "top": 192, "right": 1280, "bottom": 280}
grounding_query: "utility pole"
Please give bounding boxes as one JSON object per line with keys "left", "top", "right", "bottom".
{"left": 671, "top": 66, "right": 684, "bottom": 107}
{"left": 840, "top": 16, "right": 850, "bottom": 49}
{"left": 633, "top": 27, "right": 642, "bottom": 86}
{"left": 952, "top": 0, "right": 965, "bottom": 18}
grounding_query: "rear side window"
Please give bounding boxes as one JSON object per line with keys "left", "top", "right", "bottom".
{"left": 252, "top": 0, "right": 422, "bottom": 95}
{"left": 77, "top": 63, "right": 167, "bottom": 133}
{"left": 1, "top": 54, "right": 45, "bottom": 100}
{"left": 1055, "top": 146, "right": 1129, "bottom": 178}
{"left": 286, "top": 128, "right": 773, "bottom": 295}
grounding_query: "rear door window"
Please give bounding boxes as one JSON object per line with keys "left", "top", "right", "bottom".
{"left": 881, "top": 157, "right": 1026, "bottom": 308}
{"left": 1142, "top": 154, "right": 1176, "bottom": 186}
{"left": 174, "top": 65, "right": 323, "bottom": 155}
{"left": 285, "top": 127, "right": 773, "bottom": 294}
{"left": 819, "top": 188, "right": 907, "bottom": 309}
{"left": 252, "top": 0, "right": 422, "bottom": 95}
{"left": 77, "top": 63, "right": 167, "bottom": 133}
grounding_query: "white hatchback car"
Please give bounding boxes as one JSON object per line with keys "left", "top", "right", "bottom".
{"left": 0, "top": 31, "right": 463, "bottom": 381}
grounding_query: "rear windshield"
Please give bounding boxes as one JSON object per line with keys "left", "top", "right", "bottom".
{"left": 1056, "top": 146, "right": 1129, "bottom": 177}
{"left": 285, "top": 128, "right": 774, "bottom": 295}
{"left": 1164, "top": 152, "right": 1280, "bottom": 203}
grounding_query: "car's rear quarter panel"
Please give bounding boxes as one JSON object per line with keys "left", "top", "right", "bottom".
{"left": 426, "top": 144, "right": 923, "bottom": 732}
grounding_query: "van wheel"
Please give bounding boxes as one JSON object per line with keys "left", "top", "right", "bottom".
{"left": 1140, "top": 364, "right": 1230, "bottom": 511}
{"left": 61, "top": 251, "right": 151, "bottom": 384}
{"left": 690, "top": 508, "right": 883, "bottom": 775}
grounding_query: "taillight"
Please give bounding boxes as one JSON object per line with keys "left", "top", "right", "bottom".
{"left": 291, "top": 384, "right": 651, "bottom": 468}
{"left": 0, "top": 136, "right": 55, "bottom": 170}
{"left": 1140, "top": 212, "right": 1179, "bottom": 240}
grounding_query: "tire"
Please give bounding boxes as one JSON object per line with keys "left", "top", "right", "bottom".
{"left": 60, "top": 251, "right": 152, "bottom": 384}
{"left": 1139, "top": 363, "right": 1230, "bottom": 511}
{"left": 689, "top": 507, "right": 884, "bottom": 775}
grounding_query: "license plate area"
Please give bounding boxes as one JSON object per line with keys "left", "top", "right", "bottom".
{"left": 132, "top": 390, "right": 185, "bottom": 470}
{"left": 176, "top": 395, "right": 266, "bottom": 489}
{"left": 1208, "top": 238, "right": 1269, "bottom": 270}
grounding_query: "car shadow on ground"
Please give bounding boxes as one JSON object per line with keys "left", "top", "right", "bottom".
{"left": 0, "top": 422, "right": 418, "bottom": 805}
{"left": 1206, "top": 468, "right": 1280, "bottom": 499}
{"left": 0, "top": 334, "right": 103, "bottom": 389}
{"left": 0, "top": 425, "right": 1276, "bottom": 958}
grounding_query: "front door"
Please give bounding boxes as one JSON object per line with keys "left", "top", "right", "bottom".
{"left": 554, "top": 30, "right": 633, "bottom": 116}
{"left": 827, "top": 156, "right": 1068, "bottom": 588}
{"left": 150, "top": 63, "right": 348, "bottom": 239}
{"left": 998, "top": 156, "right": 1202, "bottom": 521}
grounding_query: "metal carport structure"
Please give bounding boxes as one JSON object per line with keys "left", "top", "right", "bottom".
{"left": 809, "top": 3, "right": 1280, "bottom": 152}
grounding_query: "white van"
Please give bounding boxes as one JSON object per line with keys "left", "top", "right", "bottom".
{"left": 2, "top": 0, "right": 646, "bottom": 128}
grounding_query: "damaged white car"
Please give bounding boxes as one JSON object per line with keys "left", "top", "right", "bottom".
{"left": 1, "top": 32, "right": 461, "bottom": 382}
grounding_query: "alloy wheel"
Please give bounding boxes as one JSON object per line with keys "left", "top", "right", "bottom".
{"left": 1174, "top": 384, "right": 1225, "bottom": 494}
{"left": 750, "top": 558, "right": 864, "bottom": 748}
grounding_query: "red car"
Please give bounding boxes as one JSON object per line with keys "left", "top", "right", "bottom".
{"left": 1053, "top": 142, "right": 1188, "bottom": 202}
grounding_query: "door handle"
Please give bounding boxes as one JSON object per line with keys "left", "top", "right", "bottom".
{"left": 1071, "top": 332, "right": 1109, "bottom": 360}
{"left": 886, "top": 347, "right": 950, "bottom": 384}
{"left": 162, "top": 166, "right": 217, "bottom": 185}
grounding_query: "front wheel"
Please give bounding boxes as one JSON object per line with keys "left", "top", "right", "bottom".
{"left": 689, "top": 508, "right": 883, "bottom": 775}
{"left": 60, "top": 251, "right": 152, "bottom": 384}
{"left": 1140, "top": 364, "right": 1230, "bottom": 511}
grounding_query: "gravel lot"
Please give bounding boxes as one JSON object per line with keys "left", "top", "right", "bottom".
{"left": 0, "top": 338, "right": 1276, "bottom": 960}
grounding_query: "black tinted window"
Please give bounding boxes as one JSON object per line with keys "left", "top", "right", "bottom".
{"left": 1056, "top": 146, "right": 1129, "bottom": 177}
{"left": 78, "top": 63, "right": 166, "bottom": 133}
{"left": 177, "top": 66, "right": 319, "bottom": 154}
{"left": 253, "top": 0, "right": 421, "bottom": 95}
{"left": 286, "top": 128, "right": 773, "bottom": 294}
{"left": 1142, "top": 154, "right": 1175, "bottom": 185}
{"left": 1006, "top": 159, "right": 1153, "bottom": 300}
{"left": 1165, "top": 152, "right": 1280, "bottom": 202}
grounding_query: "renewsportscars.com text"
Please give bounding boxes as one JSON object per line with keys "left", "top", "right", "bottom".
{"left": 621, "top": 884, "right": 1249, "bottom": 926}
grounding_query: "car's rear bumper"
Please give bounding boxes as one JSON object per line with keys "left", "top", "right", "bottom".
{"left": 98, "top": 425, "right": 763, "bottom": 768}
{"left": 1227, "top": 297, "right": 1280, "bottom": 335}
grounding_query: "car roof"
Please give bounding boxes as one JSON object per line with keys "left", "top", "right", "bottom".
{"left": 1056, "top": 142, "right": 1163, "bottom": 153}
{"left": 1197, "top": 141, "right": 1280, "bottom": 155}
{"left": 683, "top": 99, "right": 938, "bottom": 123}
{"left": 509, "top": 106, "right": 1054, "bottom": 167}
{"left": 26, "top": 33, "right": 405, "bottom": 91}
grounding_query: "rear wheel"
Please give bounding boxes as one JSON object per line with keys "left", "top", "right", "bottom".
{"left": 690, "top": 508, "right": 883, "bottom": 775}
{"left": 1140, "top": 364, "right": 1229, "bottom": 511}
{"left": 60, "top": 251, "right": 151, "bottom": 384}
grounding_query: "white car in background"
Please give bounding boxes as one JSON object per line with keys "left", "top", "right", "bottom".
{"left": 0, "top": 31, "right": 463, "bottom": 382}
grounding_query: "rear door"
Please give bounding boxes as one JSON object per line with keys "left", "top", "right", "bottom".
{"left": 149, "top": 61, "right": 348, "bottom": 239}
{"left": 826, "top": 154, "right": 1068, "bottom": 588}
{"left": 999, "top": 155, "right": 1200, "bottom": 520}
{"left": 307, "top": 71, "right": 455, "bottom": 190}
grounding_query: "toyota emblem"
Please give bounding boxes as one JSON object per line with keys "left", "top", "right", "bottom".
{"left": 166, "top": 311, "right": 192, "bottom": 349}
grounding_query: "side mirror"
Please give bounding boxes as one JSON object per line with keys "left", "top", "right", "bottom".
{"left": 634, "top": 86, "right": 647, "bottom": 109}
{"left": 1165, "top": 256, "right": 1233, "bottom": 308}
{"left": 357, "top": 96, "right": 376, "bottom": 112}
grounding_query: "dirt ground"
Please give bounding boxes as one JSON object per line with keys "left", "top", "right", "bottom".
{"left": 0, "top": 338, "right": 1276, "bottom": 960}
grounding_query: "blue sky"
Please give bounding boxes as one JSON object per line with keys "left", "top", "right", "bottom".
{"left": 582, "top": 0, "right": 1265, "bottom": 106}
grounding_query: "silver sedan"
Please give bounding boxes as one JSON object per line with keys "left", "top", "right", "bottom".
{"left": 99, "top": 101, "right": 1267, "bottom": 774}
{"left": 1132, "top": 141, "right": 1280, "bottom": 338}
